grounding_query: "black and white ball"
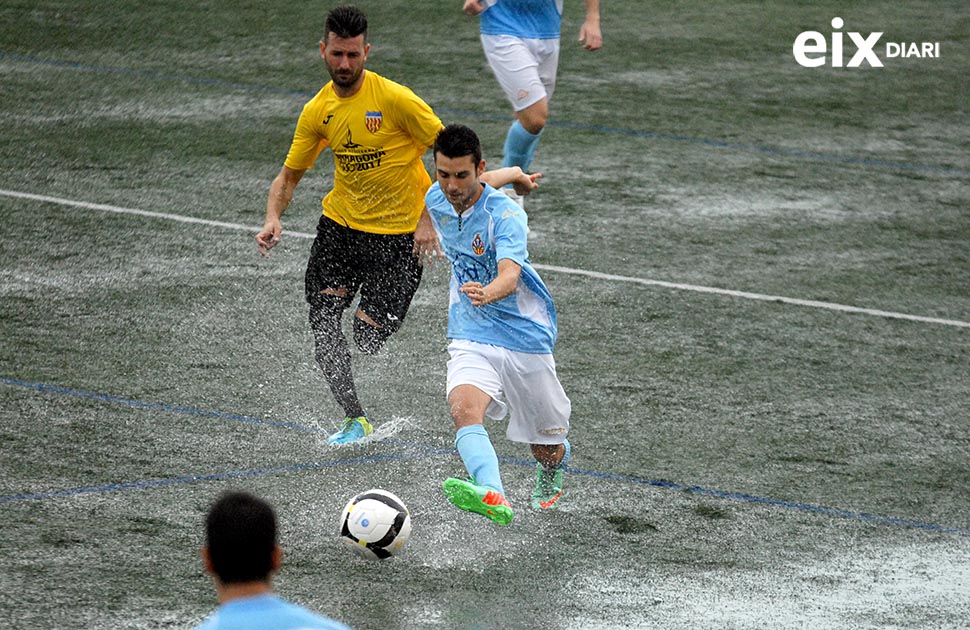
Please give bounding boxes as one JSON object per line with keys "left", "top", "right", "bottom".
{"left": 338, "top": 489, "right": 412, "bottom": 560}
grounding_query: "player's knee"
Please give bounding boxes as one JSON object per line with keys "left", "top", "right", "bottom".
{"left": 309, "top": 293, "right": 350, "bottom": 349}
{"left": 448, "top": 401, "right": 471, "bottom": 427}
{"left": 448, "top": 393, "right": 482, "bottom": 428}
{"left": 520, "top": 117, "right": 546, "bottom": 135}
{"left": 519, "top": 103, "right": 548, "bottom": 134}
{"left": 353, "top": 314, "right": 399, "bottom": 354}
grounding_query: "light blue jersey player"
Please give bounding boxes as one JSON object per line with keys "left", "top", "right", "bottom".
{"left": 462, "top": 0, "right": 602, "bottom": 206}
{"left": 426, "top": 124, "right": 572, "bottom": 525}
{"left": 197, "top": 594, "right": 349, "bottom": 630}
{"left": 197, "top": 492, "right": 350, "bottom": 630}
{"left": 427, "top": 176, "right": 557, "bottom": 355}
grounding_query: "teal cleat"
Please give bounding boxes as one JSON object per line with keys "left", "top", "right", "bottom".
{"left": 327, "top": 416, "right": 373, "bottom": 445}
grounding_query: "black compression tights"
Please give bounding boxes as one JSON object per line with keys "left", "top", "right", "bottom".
{"left": 308, "top": 296, "right": 365, "bottom": 419}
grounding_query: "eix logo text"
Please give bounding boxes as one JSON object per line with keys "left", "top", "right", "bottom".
{"left": 793, "top": 17, "right": 940, "bottom": 68}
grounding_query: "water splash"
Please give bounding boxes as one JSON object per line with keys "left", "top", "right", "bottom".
{"left": 316, "top": 415, "right": 416, "bottom": 449}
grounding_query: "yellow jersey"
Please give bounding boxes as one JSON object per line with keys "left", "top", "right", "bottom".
{"left": 284, "top": 71, "right": 443, "bottom": 234}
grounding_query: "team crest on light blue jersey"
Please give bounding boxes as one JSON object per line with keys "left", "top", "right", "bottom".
{"left": 365, "top": 111, "right": 383, "bottom": 133}
{"left": 471, "top": 234, "right": 486, "bottom": 255}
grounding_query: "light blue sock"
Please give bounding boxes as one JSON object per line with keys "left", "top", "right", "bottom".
{"left": 455, "top": 424, "right": 504, "bottom": 495}
{"left": 558, "top": 438, "right": 571, "bottom": 469}
{"left": 502, "top": 120, "right": 542, "bottom": 172}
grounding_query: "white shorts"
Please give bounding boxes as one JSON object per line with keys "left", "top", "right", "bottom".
{"left": 446, "top": 339, "right": 571, "bottom": 444}
{"left": 481, "top": 34, "right": 560, "bottom": 111}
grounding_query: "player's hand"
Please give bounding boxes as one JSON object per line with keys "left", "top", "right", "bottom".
{"left": 255, "top": 219, "right": 282, "bottom": 257}
{"left": 413, "top": 211, "right": 444, "bottom": 266}
{"left": 460, "top": 282, "right": 489, "bottom": 307}
{"left": 579, "top": 21, "right": 603, "bottom": 51}
{"left": 463, "top": 0, "right": 487, "bottom": 16}
{"left": 512, "top": 171, "right": 542, "bottom": 197}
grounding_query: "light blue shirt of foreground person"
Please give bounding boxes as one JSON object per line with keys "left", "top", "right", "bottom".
{"left": 425, "top": 181, "right": 558, "bottom": 355}
{"left": 196, "top": 594, "right": 350, "bottom": 630}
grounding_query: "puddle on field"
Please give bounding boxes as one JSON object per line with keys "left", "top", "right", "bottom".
{"left": 562, "top": 541, "right": 970, "bottom": 628}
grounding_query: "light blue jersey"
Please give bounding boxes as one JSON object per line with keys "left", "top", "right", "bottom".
{"left": 426, "top": 182, "right": 557, "bottom": 354}
{"left": 196, "top": 594, "right": 349, "bottom": 630}
{"left": 480, "top": 0, "right": 564, "bottom": 40}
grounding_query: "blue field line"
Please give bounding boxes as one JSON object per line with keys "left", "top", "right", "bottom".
{"left": 3, "top": 377, "right": 969, "bottom": 537}
{"left": 0, "top": 451, "right": 439, "bottom": 505}
{"left": 0, "top": 376, "right": 320, "bottom": 433}
{"left": 564, "top": 465, "right": 970, "bottom": 537}
{"left": 3, "top": 51, "right": 967, "bottom": 178}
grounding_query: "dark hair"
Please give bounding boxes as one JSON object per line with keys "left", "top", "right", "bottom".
{"left": 325, "top": 5, "right": 368, "bottom": 40}
{"left": 433, "top": 124, "right": 482, "bottom": 165}
{"left": 205, "top": 491, "right": 278, "bottom": 584}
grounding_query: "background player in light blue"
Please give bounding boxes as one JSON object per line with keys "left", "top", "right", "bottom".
{"left": 462, "top": 0, "right": 602, "bottom": 205}
{"left": 197, "top": 491, "right": 350, "bottom": 630}
{"left": 426, "top": 124, "right": 572, "bottom": 525}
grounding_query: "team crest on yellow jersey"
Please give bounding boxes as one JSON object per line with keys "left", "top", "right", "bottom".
{"left": 365, "top": 111, "right": 383, "bottom": 133}
{"left": 471, "top": 233, "right": 486, "bottom": 255}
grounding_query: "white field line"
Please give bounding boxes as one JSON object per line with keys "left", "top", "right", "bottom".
{"left": 4, "top": 188, "right": 969, "bottom": 330}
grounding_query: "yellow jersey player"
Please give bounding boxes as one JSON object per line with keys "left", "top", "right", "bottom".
{"left": 256, "top": 5, "right": 443, "bottom": 445}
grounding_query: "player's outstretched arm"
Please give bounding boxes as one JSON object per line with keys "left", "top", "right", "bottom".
{"left": 257, "top": 166, "right": 305, "bottom": 257}
{"left": 480, "top": 167, "right": 542, "bottom": 196}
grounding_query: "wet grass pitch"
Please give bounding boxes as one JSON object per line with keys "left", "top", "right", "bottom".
{"left": 2, "top": 1, "right": 969, "bottom": 628}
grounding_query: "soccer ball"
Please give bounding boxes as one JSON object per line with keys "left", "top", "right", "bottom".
{"left": 338, "top": 489, "right": 412, "bottom": 560}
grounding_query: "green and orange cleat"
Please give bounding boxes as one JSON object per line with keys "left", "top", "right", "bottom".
{"left": 442, "top": 478, "right": 514, "bottom": 526}
{"left": 531, "top": 464, "right": 565, "bottom": 510}
{"left": 532, "top": 439, "right": 569, "bottom": 510}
